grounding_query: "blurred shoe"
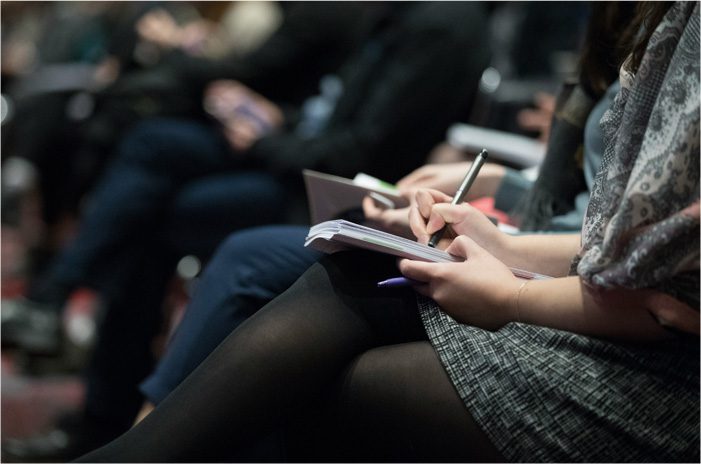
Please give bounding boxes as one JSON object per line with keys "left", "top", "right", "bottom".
{"left": 1, "top": 297, "right": 62, "bottom": 355}
{"left": 1, "top": 157, "right": 38, "bottom": 227}
{"left": 1, "top": 412, "right": 124, "bottom": 463}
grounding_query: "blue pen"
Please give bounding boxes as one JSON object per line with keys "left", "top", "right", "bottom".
{"left": 377, "top": 277, "right": 422, "bottom": 288}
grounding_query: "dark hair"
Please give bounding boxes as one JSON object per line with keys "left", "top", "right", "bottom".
{"left": 578, "top": 2, "right": 637, "bottom": 98}
{"left": 621, "top": 2, "right": 674, "bottom": 73}
{"left": 578, "top": 1, "right": 674, "bottom": 98}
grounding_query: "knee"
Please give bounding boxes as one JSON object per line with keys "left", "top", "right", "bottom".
{"left": 212, "top": 228, "right": 277, "bottom": 268}
{"left": 205, "top": 226, "right": 313, "bottom": 298}
{"left": 201, "top": 227, "right": 282, "bottom": 296}
{"left": 117, "top": 119, "right": 171, "bottom": 165}
{"left": 116, "top": 118, "right": 214, "bottom": 168}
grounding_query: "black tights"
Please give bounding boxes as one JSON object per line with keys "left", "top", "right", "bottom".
{"left": 77, "top": 252, "right": 503, "bottom": 462}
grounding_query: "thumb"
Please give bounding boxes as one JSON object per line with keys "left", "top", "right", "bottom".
{"left": 398, "top": 259, "right": 439, "bottom": 283}
{"left": 643, "top": 291, "right": 700, "bottom": 335}
{"left": 445, "top": 235, "right": 482, "bottom": 260}
{"left": 426, "top": 203, "right": 476, "bottom": 236}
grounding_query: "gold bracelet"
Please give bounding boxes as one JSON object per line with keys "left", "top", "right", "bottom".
{"left": 514, "top": 280, "right": 529, "bottom": 323}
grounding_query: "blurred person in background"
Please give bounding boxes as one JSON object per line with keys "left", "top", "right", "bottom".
{"left": 75, "top": 2, "right": 699, "bottom": 460}
{"left": 130, "top": 0, "right": 627, "bottom": 433}
{"left": 2, "top": 3, "right": 490, "bottom": 461}
{"left": 1, "top": 2, "right": 363, "bottom": 281}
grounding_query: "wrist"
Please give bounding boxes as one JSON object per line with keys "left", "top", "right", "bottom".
{"left": 491, "top": 230, "right": 519, "bottom": 266}
{"left": 510, "top": 280, "right": 530, "bottom": 324}
{"left": 500, "top": 234, "right": 534, "bottom": 270}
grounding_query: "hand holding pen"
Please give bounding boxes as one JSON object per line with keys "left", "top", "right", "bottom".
{"left": 381, "top": 150, "right": 552, "bottom": 290}
{"left": 407, "top": 151, "right": 499, "bottom": 250}
{"left": 427, "top": 149, "right": 488, "bottom": 247}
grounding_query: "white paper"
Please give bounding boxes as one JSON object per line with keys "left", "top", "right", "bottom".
{"left": 305, "top": 220, "right": 551, "bottom": 280}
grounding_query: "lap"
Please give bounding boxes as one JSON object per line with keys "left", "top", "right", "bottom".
{"left": 117, "top": 117, "right": 237, "bottom": 176}
{"left": 332, "top": 341, "right": 504, "bottom": 462}
{"left": 165, "top": 178, "right": 290, "bottom": 258}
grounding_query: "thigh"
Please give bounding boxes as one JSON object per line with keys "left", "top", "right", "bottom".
{"left": 202, "top": 225, "right": 325, "bottom": 303}
{"left": 77, "top": 251, "right": 431, "bottom": 462}
{"left": 140, "top": 226, "right": 323, "bottom": 405}
{"left": 335, "top": 341, "right": 504, "bottom": 462}
{"left": 165, "top": 173, "right": 289, "bottom": 258}
{"left": 116, "top": 117, "right": 236, "bottom": 179}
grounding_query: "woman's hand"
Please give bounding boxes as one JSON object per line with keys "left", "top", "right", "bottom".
{"left": 586, "top": 286, "right": 701, "bottom": 336}
{"left": 399, "top": 236, "right": 521, "bottom": 330}
{"left": 516, "top": 91, "right": 556, "bottom": 142}
{"left": 397, "top": 162, "right": 472, "bottom": 194}
{"left": 361, "top": 196, "right": 413, "bottom": 238}
{"left": 408, "top": 188, "right": 511, "bottom": 258}
{"left": 643, "top": 292, "right": 699, "bottom": 335}
{"left": 396, "top": 162, "right": 505, "bottom": 200}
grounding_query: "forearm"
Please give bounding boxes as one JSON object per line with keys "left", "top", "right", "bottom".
{"left": 466, "top": 164, "right": 507, "bottom": 200}
{"left": 516, "top": 276, "right": 672, "bottom": 341}
{"left": 502, "top": 233, "right": 581, "bottom": 277}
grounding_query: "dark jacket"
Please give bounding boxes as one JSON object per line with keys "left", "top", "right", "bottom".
{"left": 169, "top": 2, "right": 374, "bottom": 107}
{"left": 247, "top": 2, "right": 491, "bottom": 183}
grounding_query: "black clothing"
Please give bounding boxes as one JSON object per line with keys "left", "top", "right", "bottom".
{"left": 167, "top": 1, "right": 375, "bottom": 107}
{"left": 77, "top": 252, "right": 503, "bottom": 462}
{"left": 248, "top": 2, "right": 491, "bottom": 183}
{"left": 29, "top": 1, "right": 491, "bottom": 450}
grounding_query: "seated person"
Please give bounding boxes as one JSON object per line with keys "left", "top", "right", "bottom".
{"left": 135, "top": 77, "right": 616, "bottom": 418}
{"left": 2, "top": 3, "right": 491, "bottom": 461}
{"left": 77, "top": 3, "right": 699, "bottom": 461}
{"left": 136, "top": 1, "right": 627, "bottom": 418}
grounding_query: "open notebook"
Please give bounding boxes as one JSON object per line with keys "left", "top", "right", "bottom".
{"left": 305, "top": 220, "right": 550, "bottom": 280}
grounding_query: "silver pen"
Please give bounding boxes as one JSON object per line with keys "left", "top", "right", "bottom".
{"left": 427, "top": 149, "right": 489, "bottom": 248}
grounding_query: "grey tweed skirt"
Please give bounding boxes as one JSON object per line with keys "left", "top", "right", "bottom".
{"left": 417, "top": 296, "right": 700, "bottom": 462}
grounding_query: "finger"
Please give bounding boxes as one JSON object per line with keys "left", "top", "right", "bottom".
{"left": 362, "top": 195, "right": 383, "bottom": 219}
{"left": 428, "top": 202, "right": 477, "bottom": 229}
{"left": 534, "top": 92, "right": 556, "bottom": 111}
{"left": 415, "top": 189, "right": 433, "bottom": 219}
{"left": 397, "top": 187, "right": 418, "bottom": 205}
{"left": 644, "top": 292, "right": 700, "bottom": 335}
{"left": 424, "top": 203, "right": 472, "bottom": 235}
{"left": 445, "top": 235, "right": 482, "bottom": 259}
{"left": 398, "top": 259, "right": 439, "bottom": 283}
{"left": 425, "top": 209, "right": 447, "bottom": 236}
{"left": 516, "top": 110, "right": 543, "bottom": 131}
{"left": 436, "top": 237, "right": 454, "bottom": 251}
{"left": 408, "top": 204, "right": 430, "bottom": 243}
{"left": 383, "top": 207, "right": 412, "bottom": 236}
{"left": 415, "top": 189, "right": 448, "bottom": 219}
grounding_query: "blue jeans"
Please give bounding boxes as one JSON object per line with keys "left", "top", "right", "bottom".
{"left": 40, "top": 118, "right": 289, "bottom": 428}
{"left": 45, "top": 118, "right": 285, "bottom": 292}
{"left": 140, "top": 225, "right": 322, "bottom": 404}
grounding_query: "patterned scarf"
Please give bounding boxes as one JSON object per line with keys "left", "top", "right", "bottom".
{"left": 575, "top": 2, "right": 700, "bottom": 305}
